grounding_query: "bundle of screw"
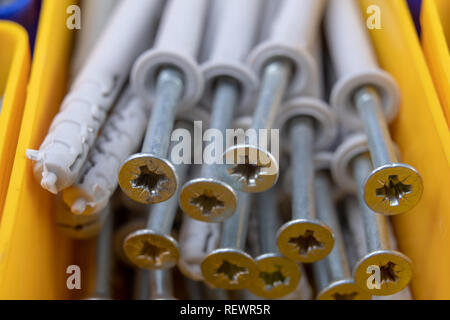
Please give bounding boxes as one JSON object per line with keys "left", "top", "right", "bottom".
{"left": 26, "top": 0, "right": 422, "bottom": 300}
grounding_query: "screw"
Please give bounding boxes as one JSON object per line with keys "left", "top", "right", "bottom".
{"left": 311, "top": 170, "right": 371, "bottom": 300}
{"left": 88, "top": 206, "right": 114, "bottom": 300}
{"left": 223, "top": 60, "right": 292, "bottom": 193}
{"left": 149, "top": 269, "right": 176, "bottom": 300}
{"left": 123, "top": 127, "right": 190, "bottom": 269}
{"left": 352, "top": 154, "right": 413, "bottom": 296}
{"left": 249, "top": 188, "right": 301, "bottom": 299}
{"left": 353, "top": 86, "right": 423, "bottom": 215}
{"left": 277, "top": 118, "right": 334, "bottom": 263}
{"left": 180, "top": 78, "right": 238, "bottom": 222}
{"left": 201, "top": 192, "right": 258, "bottom": 290}
{"left": 119, "top": 68, "right": 184, "bottom": 204}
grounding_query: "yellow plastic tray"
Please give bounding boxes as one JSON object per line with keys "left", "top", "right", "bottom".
{"left": 421, "top": 0, "right": 450, "bottom": 127}
{"left": 0, "top": 22, "right": 30, "bottom": 219}
{"left": 360, "top": 0, "right": 450, "bottom": 299}
{"left": 0, "top": 0, "right": 77, "bottom": 299}
{"left": 0, "top": 0, "right": 449, "bottom": 299}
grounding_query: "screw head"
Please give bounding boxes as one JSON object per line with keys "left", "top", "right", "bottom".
{"left": 179, "top": 178, "right": 237, "bottom": 222}
{"left": 223, "top": 144, "right": 279, "bottom": 193}
{"left": 201, "top": 248, "right": 258, "bottom": 290}
{"left": 123, "top": 229, "right": 179, "bottom": 270}
{"left": 353, "top": 250, "right": 413, "bottom": 296}
{"left": 277, "top": 219, "right": 335, "bottom": 263}
{"left": 118, "top": 153, "right": 178, "bottom": 204}
{"left": 364, "top": 163, "right": 423, "bottom": 215}
{"left": 317, "top": 279, "right": 372, "bottom": 300}
{"left": 249, "top": 253, "right": 301, "bottom": 299}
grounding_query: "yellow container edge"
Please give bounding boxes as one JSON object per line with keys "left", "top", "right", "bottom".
{"left": 0, "top": 22, "right": 30, "bottom": 218}
{"left": 360, "top": 0, "right": 450, "bottom": 299}
{"left": 0, "top": 0, "right": 77, "bottom": 299}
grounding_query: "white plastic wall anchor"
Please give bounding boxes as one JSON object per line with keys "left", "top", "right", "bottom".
{"left": 200, "top": 0, "right": 263, "bottom": 115}
{"left": 55, "top": 195, "right": 109, "bottom": 239}
{"left": 62, "top": 88, "right": 149, "bottom": 216}
{"left": 256, "top": 0, "right": 285, "bottom": 44}
{"left": 325, "top": 0, "right": 400, "bottom": 130}
{"left": 331, "top": 134, "right": 371, "bottom": 193}
{"left": 249, "top": 0, "right": 326, "bottom": 99}
{"left": 132, "top": 0, "right": 209, "bottom": 111}
{"left": 178, "top": 215, "right": 220, "bottom": 281}
{"left": 70, "top": 0, "right": 121, "bottom": 79}
{"left": 27, "top": 0, "right": 164, "bottom": 194}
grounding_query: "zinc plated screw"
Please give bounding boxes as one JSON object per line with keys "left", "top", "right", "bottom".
{"left": 277, "top": 118, "right": 334, "bottom": 263}
{"left": 311, "top": 170, "right": 371, "bottom": 300}
{"left": 201, "top": 192, "right": 258, "bottom": 290}
{"left": 180, "top": 78, "right": 238, "bottom": 222}
{"left": 353, "top": 86, "right": 423, "bottom": 215}
{"left": 249, "top": 188, "right": 301, "bottom": 299}
{"left": 123, "top": 134, "right": 189, "bottom": 269}
{"left": 119, "top": 68, "right": 184, "bottom": 204}
{"left": 88, "top": 206, "right": 114, "bottom": 300}
{"left": 352, "top": 154, "right": 413, "bottom": 296}
{"left": 223, "top": 60, "right": 292, "bottom": 193}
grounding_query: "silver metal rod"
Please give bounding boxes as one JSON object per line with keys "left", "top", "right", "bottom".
{"left": 142, "top": 67, "right": 184, "bottom": 157}
{"left": 255, "top": 188, "right": 280, "bottom": 254}
{"left": 220, "top": 192, "right": 252, "bottom": 249}
{"left": 147, "top": 161, "right": 189, "bottom": 234}
{"left": 354, "top": 86, "right": 397, "bottom": 168}
{"left": 201, "top": 78, "right": 240, "bottom": 178}
{"left": 314, "top": 171, "right": 350, "bottom": 281}
{"left": 290, "top": 117, "right": 316, "bottom": 221}
{"left": 93, "top": 206, "right": 113, "bottom": 298}
{"left": 252, "top": 60, "right": 292, "bottom": 131}
{"left": 149, "top": 269, "right": 174, "bottom": 300}
{"left": 352, "top": 154, "right": 391, "bottom": 252}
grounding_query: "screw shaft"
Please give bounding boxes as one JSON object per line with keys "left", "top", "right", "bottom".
{"left": 220, "top": 192, "right": 252, "bottom": 249}
{"left": 147, "top": 121, "right": 191, "bottom": 233}
{"left": 201, "top": 78, "right": 240, "bottom": 178}
{"left": 314, "top": 171, "right": 351, "bottom": 282}
{"left": 252, "top": 60, "right": 292, "bottom": 131}
{"left": 354, "top": 86, "right": 398, "bottom": 167}
{"left": 147, "top": 162, "right": 188, "bottom": 234}
{"left": 149, "top": 269, "right": 174, "bottom": 300}
{"left": 352, "top": 154, "right": 392, "bottom": 252}
{"left": 256, "top": 188, "right": 280, "bottom": 254}
{"left": 142, "top": 67, "right": 184, "bottom": 157}
{"left": 290, "top": 117, "right": 316, "bottom": 221}
{"left": 93, "top": 206, "right": 113, "bottom": 298}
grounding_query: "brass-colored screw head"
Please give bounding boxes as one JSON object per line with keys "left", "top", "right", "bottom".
{"left": 249, "top": 253, "right": 301, "bottom": 299}
{"left": 118, "top": 153, "right": 178, "bottom": 205}
{"left": 277, "top": 219, "right": 335, "bottom": 263}
{"left": 201, "top": 248, "right": 258, "bottom": 290}
{"left": 179, "top": 178, "right": 237, "bottom": 222}
{"left": 364, "top": 163, "right": 423, "bottom": 215}
{"left": 123, "top": 229, "right": 179, "bottom": 270}
{"left": 223, "top": 144, "right": 279, "bottom": 193}
{"left": 317, "top": 279, "right": 372, "bottom": 300}
{"left": 354, "top": 250, "right": 413, "bottom": 296}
